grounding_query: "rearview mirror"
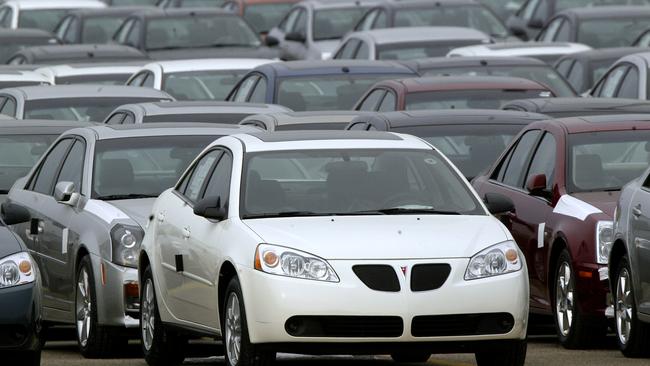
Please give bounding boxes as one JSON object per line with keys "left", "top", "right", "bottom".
{"left": 1, "top": 203, "right": 31, "bottom": 225}
{"left": 54, "top": 181, "right": 79, "bottom": 206}
{"left": 265, "top": 35, "right": 280, "bottom": 47}
{"left": 194, "top": 196, "right": 227, "bottom": 221}
{"left": 285, "top": 32, "right": 306, "bottom": 43}
{"left": 526, "top": 174, "right": 548, "bottom": 197}
{"left": 484, "top": 193, "right": 515, "bottom": 215}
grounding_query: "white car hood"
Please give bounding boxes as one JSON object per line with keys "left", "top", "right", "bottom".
{"left": 243, "top": 215, "right": 509, "bottom": 260}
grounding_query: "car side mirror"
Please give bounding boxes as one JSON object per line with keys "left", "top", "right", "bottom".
{"left": 508, "top": 25, "right": 528, "bottom": 40}
{"left": 54, "top": 181, "right": 79, "bottom": 206}
{"left": 527, "top": 19, "right": 544, "bottom": 29}
{"left": 285, "top": 32, "right": 306, "bottom": 43}
{"left": 265, "top": 35, "right": 279, "bottom": 47}
{"left": 1, "top": 203, "right": 30, "bottom": 225}
{"left": 526, "top": 173, "right": 548, "bottom": 197}
{"left": 484, "top": 193, "right": 515, "bottom": 215}
{"left": 194, "top": 196, "right": 227, "bottom": 221}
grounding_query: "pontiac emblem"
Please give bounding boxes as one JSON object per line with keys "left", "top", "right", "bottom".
{"left": 400, "top": 266, "right": 407, "bottom": 277}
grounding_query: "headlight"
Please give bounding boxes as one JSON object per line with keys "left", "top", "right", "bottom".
{"left": 254, "top": 244, "right": 339, "bottom": 282}
{"left": 110, "top": 224, "right": 143, "bottom": 268}
{"left": 465, "top": 241, "right": 522, "bottom": 280}
{"left": 596, "top": 220, "right": 613, "bottom": 265}
{"left": 0, "top": 252, "right": 35, "bottom": 289}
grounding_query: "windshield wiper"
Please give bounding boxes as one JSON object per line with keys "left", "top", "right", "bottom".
{"left": 243, "top": 211, "right": 326, "bottom": 219}
{"left": 197, "top": 43, "right": 258, "bottom": 48}
{"left": 373, "top": 207, "right": 461, "bottom": 215}
{"left": 95, "top": 194, "right": 158, "bottom": 201}
{"left": 147, "top": 46, "right": 188, "bottom": 51}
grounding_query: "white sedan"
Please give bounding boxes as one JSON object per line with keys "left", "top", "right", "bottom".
{"left": 138, "top": 131, "right": 529, "bottom": 366}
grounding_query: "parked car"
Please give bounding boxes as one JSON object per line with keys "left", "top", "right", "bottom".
{"left": 4, "top": 123, "right": 253, "bottom": 358}
{"left": 0, "top": 28, "right": 58, "bottom": 64}
{"left": 226, "top": 60, "right": 417, "bottom": 111}
{"left": 448, "top": 42, "right": 592, "bottom": 64}
{"left": 239, "top": 110, "right": 367, "bottom": 130}
{"left": 481, "top": 0, "right": 525, "bottom": 21}
{"left": 632, "top": 27, "right": 650, "bottom": 47}
{"left": 554, "top": 48, "right": 645, "bottom": 94}
{"left": 354, "top": 76, "right": 554, "bottom": 112}
{"left": 332, "top": 27, "right": 491, "bottom": 61}
{"left": 35, "top": 62, "right": 147, "bottom": 85}
{"left": 54, "top": 7, "right": 149, "bottom": 45}
{"left": 266, "top": 0, "right": 380, "bottom": 60}
{"left": 352, "top": 0, "right": 512, "bottom": 42}
{"left": 503, "top": 97, "right": 650, "bottom": 117}
{"left": 103, "top": 101, "right": 290, "bottom": 124}
{"left": 536, "top": 6, "right": 650, "bottom": 49}
{"left": 222, "top": 0, "right": 299, "bottom": 35}
{"left": 472, "top": 114, "right": 650, "bottom": 348}
{"left": 0, "top": 202, "right": 41, "bottom": 366}
{"left": 610, "top": 166, "right": 650, "bottom": 357}
{"left": 0, "top": 0, "right": 106, "bottom": 32}
{"left": 0, "top": 70, "right": 51, "bottom": 89}
{"left": 102, "top": 0, "right": 158, "bottom": 5}
{"left": 157, "top": 0, "right": 227, "bottom": 7}
{"left": 590, "top": 52, "right": 650, "bottom": 100}
{"left": 0, "top": 85, "right": 173, "bottom": 121}
{"left": 7, "top": 44, "right": 148, "bottom": 65}
{"left": 405, "top": 56, "right": 575, "bottom": 97}
{"left": 346, "top": 109, "right": 547, "bottom": 180}
{"left": 138, "top": 130, "right": 529, "bottom": 366}
{"left": 112, "top": 8, "right": 278, "bottom": 60}
{"left": 126, "top": 59, "right": 272, "bottom": 100}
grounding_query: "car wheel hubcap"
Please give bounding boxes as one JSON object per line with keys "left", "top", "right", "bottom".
{"left": 556, "top": 261, "right": 574, "bottom": 337}
{"left": 616, "top": 268, "right": 633, "bottom": 345}
{"left": 225, "top": 293, "right": 242, "bottom": 365}
{"left": 141, "top": 278, "right": 156, "bottom": 351}
{"left": 76, "top": 267, "right": 92, "bottom": 347}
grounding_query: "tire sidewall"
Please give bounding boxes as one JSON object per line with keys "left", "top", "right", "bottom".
{"left": 223, "top": 278, "right": 250, "bottom": 366}
{"left": 615, "top": 256, "right": 638, "bottom": 353}
{"left": 141, "top": 267, "right": 159, "bottom": 358}
{"left": 76, "top": 256, "right": 98, "bottom": 354}
{"left": 553, "top": 250, "right": 576, "bottom": 344}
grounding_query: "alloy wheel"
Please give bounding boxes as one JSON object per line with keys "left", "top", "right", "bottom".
{"left": 141, "top": 278, "right": 156, "bottom": 351}
{"left": 225, "top": 292, "right": 242, "bottom": 365}
{"left": 556, "top": 261, "right": 574, "bottom": 336}
{"left": 616, "top": 267, "right": 633, "bottom": 345}
{"left": 76, "top": 266, "right": 92, "bottom": 347}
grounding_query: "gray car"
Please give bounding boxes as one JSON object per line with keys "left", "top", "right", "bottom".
{"left": 239, "top": 110, "right": 369, "bottom": 131}
{"left": 0, "top": 84, "right": 173, "bottom": 121}
{"left": 103, "top": 101, "right": 291, "bottom": 124}
{"left": 4, "top": 123, "right": 255, "bottom": 358}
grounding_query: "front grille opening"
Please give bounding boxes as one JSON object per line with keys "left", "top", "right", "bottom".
{"left": 285, "top": 316, "right": 404, "bottom": 337}
{"left": 353, "top": 265, "right": 400, "bottom": 292}
{"left": 410, "top": 263, "right": 451, "bottom": 292}
{"left": 412, "top": 313, "right": 515, "bottom": 337}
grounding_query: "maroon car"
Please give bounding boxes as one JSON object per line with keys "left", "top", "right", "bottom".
{"left": 353, "top": 76, "right": 554, "bottom": 112}
{"left": 472, "top": 114, "right": 650, "bottom": 348}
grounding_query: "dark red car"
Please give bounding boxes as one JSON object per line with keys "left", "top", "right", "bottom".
{"left": 353, "top": 76, "right": 554, "bottom": 112}
{"left": 472, "top": 114, "right": 650, "bottom": 348}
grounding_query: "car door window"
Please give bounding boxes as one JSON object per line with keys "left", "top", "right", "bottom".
{"left": 122, "top": 113, "right": 135, "bottom": 124}
{"left": 356, "top": 41, "right": 370, "bottom": 59}
{"left": 502, "top": 130, "right": 541, "bottom": 187}
{"left": 636, "top": 31, "right": 650, "bottom": 47}
{"left": 31, "top": 139, "right": 74, "bottom": 195}
{"left": 337, "top": 39, "right": 360, "bottom": 59}
{"left": 233, "top": 75, "right": 258, "bottom": 102}
{"left": 128, "top": 72, "right": 148, "bottom": 86}
{"left": 531, "top": 0, "right": 548, "bottom": 23}
{"left": 0, "top": 97, "right": 16, "bottom": 117}
{"left": 555, "top": 59, "right": 573, "bottom": 76}
{"left": 0, "top": 7, "right": 13, "bottom": 28}
{"left": 126, "top": 20, "right": 141, "bottom": 48}
{"left": 357, "top": 89, "right": 385, "bottom": 111}
{"left": 599, "top": 65, "right": 628, "bottom": 98}
{"left": 280, "top": 8, "right": 300, "bottom": 33}
{"left": 114, "top": 19, "right": 134, "bottom": 43}
{"left": 521, "top": 0, "right": 541, "bottom": 21}
{"left": 105, "top": 113, "right": 125, "bottom": 124}
{"left": 567, "top": 61, "right": 584, "bottom": 92}
{"left": 292, "top": 9, "right": 307, "bottom": 37}
{"left": 525, "top": 132, "right": 556, "bottom": 191}
{"left": 554, "top": 19, "right": 570, "bottom": 42}
{"left": 182, "top": 150, "right": 221, "bottom": 203}
{"left": 63, "top": 17, "right": 79, "bottom": 44}
{"left": 378, "top": 91, "right": 396, "bottom": 112}
{"left": 56, "top": 16, "right": 72, "bottom": 40}
{"left": 616, "top": 66, "right": 639, "bottom": 99}
{"left": 374, "top": 10, "right": 387, "bottom": 29}
{"left": 540, "top": 17, "right": 562, "bottom": 42}
{"left": 202, "top": 152, "right": 233, "bottom": 204}
{"left": 56, "top": 140, "right": 85, "bottom": 192}
{"left": 249, "top": 77, "right": 267, "bottom": 103}
{"left": 141, "top": 72, "right": 154, "bottom": 88}
{"left": 356, "top": 9, "right": 378, "bottom": 31}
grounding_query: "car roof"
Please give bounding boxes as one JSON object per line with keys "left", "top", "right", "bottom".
{"left": 405, "top": 56, "right": 548, "bottom": 72}
{"left": 557, "top": 47, "right": 644, "bottom": 63}
{"left": 34, "top": 63, "right": 144, "bottom": 77}
{"left": 351, "top": 26, "right": 489, "bottom": 44}
{"left": 14, "top": 44, "right": 148, "bottom": 61}
{"left": 257, "top": 60, "right": 416, "bottom": 77}
{"left": 7, "top": 0, "right": 106, "bottom": 10}
{"left": 0, "top": 28, "right": 57, "bottom": 39}
{"left": 148, "top": 58, "right": 272, "bottom": 73}
{"left": 0, "top": 84, "right": 172, "bottom": 100}
{"left": 376, "top": 75, "right": 548, "bottom": 92}
{"left": 0, "top": 120, "right": 95, "bottom": 134}
{"left": 121, "top": 101, "right": 290, "bottom": 115}
{"left": 503, "top": 97, "right": 650, "bottom": 115}
{"left": 299, "top": 0, "right": 381, "bottom": 10}
{"left": 539, "top": 114, "right": 650, "bottom": 134}
{"left": 557, "top": 5, "right": 650, "bottom": 19}
{"left": 244, "top": 111, "right": 369, "bottom": 125}
{"left": 361, "top": 109, "right": 548, "bottom": 128}
{"left": 75, "top": 123, "right": 253, "bottom": 140}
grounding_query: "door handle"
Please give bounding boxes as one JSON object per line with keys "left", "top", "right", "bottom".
{"left": 633, "top": 205, "right": 643, "bottom": 218}
{"left": 182, "top": 227, "right": 191, "bottom": 239}
{"left": 157, "top": 212, "right": 165, "bottom": 223}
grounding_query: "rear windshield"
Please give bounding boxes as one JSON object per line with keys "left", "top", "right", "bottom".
{"left": 56, "top": 74, "right": 132, "bottom": 85}
{"left": 82, "top": 16, "right": 129, "bottom": 44}
{"left": 578, "top": 18, "right": 649, "bottom": 48}
{"left": 0, "top": 38, "right": 55, "bottom": 64}
{"left": 406, "top": 89, "right": 552, "bottom": 110}
{"left": 24, "top": 97, "right": 169, "bottom": 122}
{"left": 19, "top": 9, "right": 69, "bottom": 32}
{"left": 0, "top": 134, "right": 58, "bottom": 193}
{"left": 244, "top": 3, "right": 294, "bottom": 34}
{"left": 163, "top": 70, "right": 247, "bottom": 100}
{"left": 378, "top": 40, "right": 484, "bottom": 60}
{"left": 142, "top": 113, "right": 250, "bottom": 124}
{"left": 394, "top": 5, "right": 507, "bottom": 38}
{"left": 313, "top": 8, "right": 368, "bottom": 41}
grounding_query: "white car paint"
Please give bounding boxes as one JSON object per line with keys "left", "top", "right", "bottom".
{"left": 35, "top": 64, "right": 145, "bottom": 85}
{"left": 448, "top": 42, "right": 592, "bottom": 58}
{"left": 0, "top": 70, "right": 51, "bottom": 85}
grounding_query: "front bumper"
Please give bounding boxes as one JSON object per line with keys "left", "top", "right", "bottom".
{"left": 0, "top": 283, "right": 39, "bottom": 351}
{"left": 574, "top": 262, "right": 610, "bottom": 318}
{"left": 239, "top": 258, "right": 529, "bottom": 350}
{"left": 91, "top": 254, "right": 139, "bottom": 328}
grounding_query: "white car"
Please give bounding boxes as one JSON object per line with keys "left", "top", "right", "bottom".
{"left": 126, "top": 59, "right": 273, "bottom": 101}
{"left": 0, "top": 70, "right": 50, "bottom": 88}
{"left": 0, "top": 0, "right": 106, "bottom": 32}
{"left": 35, "top": 63, "right": 147, "bottom": 85}
{"left": 448, "top": 42, "right": 592, "bottom": 64}
{"left": 139, "top": 131, "right": 529, "bottom": 366}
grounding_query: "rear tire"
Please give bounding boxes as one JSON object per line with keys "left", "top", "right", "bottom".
{"left": 614, "top": 256, "right": 650, "bottom": 357}
{"left": 390, "top": 352, "right": 431, "bottom": 363}
{"left": 475, "top": 340, "right": 526, "bottom": 366}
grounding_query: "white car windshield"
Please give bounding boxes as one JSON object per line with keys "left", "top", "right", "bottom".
{"left": 241, "top": 148, "right": 485, "bottom": 218}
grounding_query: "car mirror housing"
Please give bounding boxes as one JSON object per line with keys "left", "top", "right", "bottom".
{"left": 194, "top": 196, "right": 227, "bottom": 221}
{"left": 527, "top": 19, "right": 544, "bottom": 29}
{"left": 54, "top": 181, "right": 79, "bottom": 206}
{"left": 484, "top": 193, "right": 515, "bottom": 215}
{"left": 1, "top": 202, "right": 31, "bottom": 225}
{"left": 526, "top": 174, "right": 548, "bottom": 197}
{"left": 265, "top": 35, "right": 280, "bottom": 47}
{"left": 285, "top": 32, "right": 306, "bottom": 43}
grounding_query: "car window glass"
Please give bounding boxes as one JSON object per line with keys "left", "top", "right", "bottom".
{"left": 374, "top": 10, "right": 387, "bottom": 29}
{"left": 567, "top": 61, "right": 584, "bottom": 92}
{"left": 105, "top": 113, "right": 125, "bottom": 124}
{"left": 122, "top": 113, "right": 135, "bottom": 124}
{"left": 142, "top": 72, "right": 154, "bottom": 88}
{"left": 0, "top": 7, "right": 12, "bottom": 28}
{"left": 617, "top": 66, "right": 639, "bottom": 99}
{"left": 521, "top": 0, "right": 540, "bottom": 21}
{"left": 348, "top": 123, "right": 368, "bottom": 131}
{"left": 233, "top": 75, "right": 258, "bottom": 102}
{"left": 643, "top": 170, "right": 650, "bottom": 189}
{"left": 183, "top": 150, "right": 221, "bottom": 202}
{"left": 281, "top": 8, "right": 300, "bottom": 33}
{"left": 115, "top": 19, "right": 134, "bottom": 43}
{"left": 356, "top": 41, "right": 370, "bottom": 59}
{"left": 525, "top": 132, "right": 556, "bottom": 191}
{"left": 636, "top": 31, "right": 650, "bottom": 47}
{"left": 357, "top": 9, "right": 377, "bottom": 31}
{"left": 378, "top": 91, "right": 396, "bottom": 112}
{"left": 0, "top": 97, "right": 16, "bottom": 117}
{"left": 128, "top": 72, "right": 147, "bottom": 86}
{"left": 358, "top": 89, "right": 385, "bottom": 111}
{"left": 555, "top": 19, "right": 570, "bottom": 42}
{"left": 502, "top": 130, "right": 541, "bottom": 187}
{"left": 202, "top": 152, "right": 233, "bottom": 202}
{"left": 56, "top": 16, "right": 72, "bottom": 40}
{"left": 531, "top": 0, "right": 548, "bottom": 22}
{"left": 249, "top": 77, "right": 267, "bottom": 103}
{"left": 56, "top": 140, "right": 84, "bottom": 192}
{"left": 600, "top": 65, "right": 628, "bottom": 98}
{"left": 32, "top": 139, "right": 73, "bottom": 194}
{"left": 292, "top": 9, "right": 306, "bottom": 36}
{"left": 540, "top": 18, "right": 562, "bottom": 42}
{"left": 555, "top": 59, "right": 573, "bottom": 76}
{"left": 126, "top": 20, "right": 141, "bottom": 47}
{"left": 338, "top": 39, "right": 360, "bottom": 59}
{"left": 64, "top": 17, "right": 79, "bottom": 44}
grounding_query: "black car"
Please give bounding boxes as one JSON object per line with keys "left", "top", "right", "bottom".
{"left": 345, "top": 109, "right": 548, "bottom": 180}
{"left": 7, "top": 44, "right": 148, "bottom": 65}
{"left": 536, "top": 6, "right": 650, "bottom": 49}
{"left": 554, "top": 47, "right": 646, "bottom": 94}
{"left": 403, "top": 56, "right": 575, "bottom": 97}
{"left": 0, "top": 29, "right": 59, "bottom": 64}
{"left": 0, "top": 203, "right": 40, "bottom": 365}
{"left": 54, "top": 7, "right": 151, "bottom": 45}
{"left": 112, "top": 8, "right": 278, "bottom": 60}
{"left": 502, "top": 97, "right": 650, "bottom": 117}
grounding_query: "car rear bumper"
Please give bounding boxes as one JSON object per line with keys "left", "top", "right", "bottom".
{"left": 0, "top": 283, "right": 39, "bottom": 351}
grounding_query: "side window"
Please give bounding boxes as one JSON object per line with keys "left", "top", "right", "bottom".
{"left": 105, "top": 113, "right": 125, "bottom": 124}
{"left": 599, "top": 65, "right": 628, "bottom": 98}
{"left": 63, "top": 17, "right": 80, "bottom": 44}
{"left": 531, "top": 0, "right": 548, "bottom": 22}
{"left": 233, "top": 75, "right": 258, "bottom": 102}
{"left": 337, "top": 39, "right": 360, "bottom": 59}
{"left": 521, "top": 0, "right": 541, "bottom": 21}
{"left": 126, "top": 20, "right": 141, "bottom": 47}
{"left": 378, "top": 91, "right": 396, "bottom": 112}
{"left": 56, "top": 140, "right": 85, "bottom": 193}
{"left": 31, "top": 139, "right": 74, "bottom": 195}
{"left": 0, "top": 96, "right": 16, "bottom": 117}
{"left": 554, "top": 19, "right": 570, "bottom": 42}
{"left": 555, "top": 59, "right": 573, "bottom": 77}
{"left": 292, "top": 9, "right": 307, "bottom": 36}
{"left": 249, "top": 77, "right": 267, "bottom": 103}
{"left": 182, "top": 150, "right": 221, "bottom": 202}
{"left": 114, "top": 19, "right": 134, "bottom": 43}
{"left": 540, "top": 18, "right": 562, "bottom": 42}
{"left": 635, "top": 31, "right": 650, "bottom": 47}
{"left": 356, "top": 9, "right": 378, "bottom": 31}
{"left": 128, "top": 72, "right": 148, "bottom": 86}
{"left": 525, "top": 132, "right": 556, "bottom": 191}
{"left": 501, "top": 130, "right": 541, "bottom": 187}
{"left": 348, "top": 122, "right": 368, "bottom": 131}
{"left": 373, "top": 10, "right": 387, "bottom": 29}
{"left": 643, "top": 169, "right": 650, "bottom": 189}
{"left": 616, "top": 66, "right": 639, "bottom": 99}
{"left": 566, "top": 61, "right": 584, "bottom": 93}
{"left": 0, "top": 7, "right": 13, "bottom": 28}
{"left": 122, "top": 113, "right": 135, "bottom": 124}
{"left": 202, "top": 152, "right": 233, "bottom": 204}
{"left": 356, "top": 41, "right": 370, "bottom": 59}
{"left": 280, "top": 9, "right": 300, "bottom": 33}
{"left": 56, "top": 16, "right": 72, "bottom": 40}
{"left": 142, "top": 72, "right": 154, "bottom": 88}
{"left": 357, "top": 89, "right": 385, "bottom": 111}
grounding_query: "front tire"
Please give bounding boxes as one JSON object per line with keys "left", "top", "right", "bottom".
{"left": 614, "top": 256, "right": 650, "bottom": 357}
{"left": 475, "top": 340, "right": 526, "bottom": 366}
{"left": 141, "top": 266, "right": 186, "bottom": 366}
{"left": 223, "top": 277, "right": 275, "bottom": 366}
